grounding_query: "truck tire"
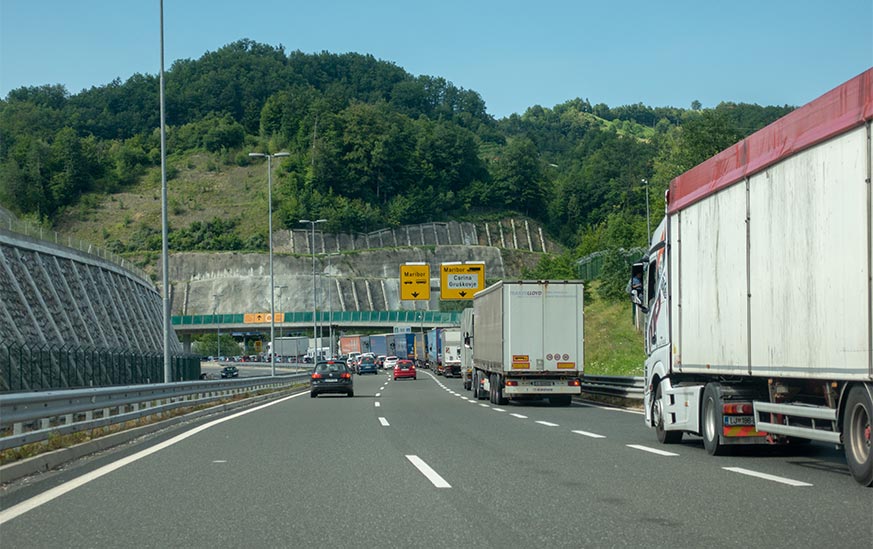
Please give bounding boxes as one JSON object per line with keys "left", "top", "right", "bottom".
{"left": 654, "top": 382, "right": 682, "bottom": 444}
{"left": 844, "top": 385, "right": 873, "bottom": 486}
{"left": 495, "top": 375, "right": 508, "bottom": 405}
{"left": 702, "top": 383, "right": 725, "bottom": 455}
{"left": 472, "top": 371, "right": 480, "bottom": 399}
{"left": 489, "top": 374, "right": 496, "bottom": 404}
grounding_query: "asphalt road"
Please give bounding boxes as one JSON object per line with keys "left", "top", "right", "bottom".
{"left": 1, "top": 370, "right": 870, "bottom": 548}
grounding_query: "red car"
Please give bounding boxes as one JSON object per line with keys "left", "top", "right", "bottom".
{"left": 393, "top": 359, "right": 416, "bottom": 380}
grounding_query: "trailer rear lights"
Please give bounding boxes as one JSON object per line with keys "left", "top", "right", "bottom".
{"left": 723, "top": 403, "right": 753, "bottom": 415}
{"left": 568, "top": 379, "right": 581, "bottom": 387}
{"left": 505, "top": 380, "right": 519, "bottom": 387}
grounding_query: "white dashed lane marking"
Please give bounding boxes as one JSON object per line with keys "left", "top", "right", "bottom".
{"left": 571, "top": 430, "right": 606, "bottom": 439}
{"left": 723, "top": 467, "right": 812, "bottom": 487}
{"left": 406, "top": 455, "right": 451, "bottom": 488}
{"left": 627, "top": 444, "right": 678, "bottom": 456}
{"left": 535, "top": 421, "right": 559, "bottom": 427}
{"left": 375, "top": 402, "right": 381, "bottom": 408}
{"left": 378, "top": 417, "right": 390, "bottom": 427}
{"left": 510, "top": 413, "right": 528, "bottom": 419}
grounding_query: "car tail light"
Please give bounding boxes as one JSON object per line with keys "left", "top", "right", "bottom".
{"left": 311, "top": 373, "right": 322, "bottom": 380}
{"left": 505, "top": 380, "right": 518, "bottom": 387}
{"left": 568, "top": 379, "right": 581, "bottom": 387}
{"left": 341, "top": 372, "right": 351, "bottom": 380}
{"left": 724, "top": 403, "right": 752, "bottom": 414}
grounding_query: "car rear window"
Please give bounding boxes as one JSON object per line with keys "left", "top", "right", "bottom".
{"left": 315, "top": 362, "right": 347, "bottom": 374}
{"left": 396, "top": 361, "right": 414, "bottom": 367}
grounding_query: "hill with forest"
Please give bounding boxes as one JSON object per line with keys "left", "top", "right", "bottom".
{"left": 0, "top": 38, "right": 795, "bottom": 285}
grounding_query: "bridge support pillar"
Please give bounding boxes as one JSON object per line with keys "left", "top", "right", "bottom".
{"left": 182, "top": 333, "right": 192, "bottom": 354}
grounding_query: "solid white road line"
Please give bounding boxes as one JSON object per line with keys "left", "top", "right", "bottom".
{"left": 627, "top": 444, "right": 678, "bottom": 456}
{"left": 536, "top": 421, "right": 559, "bottom": 427}
{"left": 0, "top": 390, "right": 310, "bottom": 525}
{"left": 375, "top": 402, "right": 381, "bottom": 407}
{"left": 722, "top": 467, "right": 812, "bottom": 487}
{"left": 572, "top": 430, "right": 606, "bottom": 439}
{"left": 510, "top": 413, "right": 528, "bottom": 419}
{"left": 378, "top": 417, "right": 390, "bottom": 426}
{"left": 405, "top": 455, "right": 451, "bottom": 488}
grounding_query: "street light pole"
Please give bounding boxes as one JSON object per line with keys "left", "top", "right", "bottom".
{"left": 300, "top": 218, "right": 327, "bottom": 361}
{"left": 212, "top": 293, "right": 221, "bottom": 360}
{"left": 249, "top": 151, "right": 290, "bottom": 376}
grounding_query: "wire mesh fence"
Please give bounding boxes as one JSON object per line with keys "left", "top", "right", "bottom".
{"left": 0, "top": 343, "right": 201, "bottom": 393}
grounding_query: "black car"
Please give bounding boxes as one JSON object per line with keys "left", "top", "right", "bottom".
{"left": 310, "top": 361, "right": 354, "bottom": 398}
{"left": 220, "top": 365, "right": 239, "bottom": 378}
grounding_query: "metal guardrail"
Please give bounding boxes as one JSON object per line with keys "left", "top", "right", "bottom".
{"left": 0, "top": 373, "right": 312, "bottom": 451}
{"left": 580, "top": 375, "right": 644, "bottom": 400}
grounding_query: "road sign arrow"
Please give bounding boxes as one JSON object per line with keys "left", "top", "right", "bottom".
{"left": 459, "top": 291, "right": 467, "bottom": 297}
{"left": 412, "top": 292, "right": 419, "bottom": 298}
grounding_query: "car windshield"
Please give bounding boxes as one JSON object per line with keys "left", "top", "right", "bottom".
{"left": 315, "top": 362, "right": 347, "bottom": 374}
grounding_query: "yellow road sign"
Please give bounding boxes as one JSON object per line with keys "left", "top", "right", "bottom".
{"left": 244, "top": 312, "right": 285, "bottom": 323}
{"left": 440, "top": 262, "right": 485, "bottom": 300}
{"left": 400, "top": 264, "right": 430, "bottom": 300}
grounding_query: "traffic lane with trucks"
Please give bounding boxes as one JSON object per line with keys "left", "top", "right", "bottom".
{"left": 448, "top": 372, "right": 867, "bottom": 490}
{"left": 2, "top": 371, "right": 870, "bottom": 547}
{"left": 422, "top": 373, "right": 872, "bottom": 546}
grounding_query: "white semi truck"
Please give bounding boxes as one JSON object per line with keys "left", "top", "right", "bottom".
{"left": 470, "top": 281, "right": 583, "bottom": 406}
{"left": 631, "top": 69, "right": 873, "bottom": 486}
{"left": 460, "top": 308, "right": 475, "bottom": 390}
{"left": 440, "top": 328, "right": 462, "bottom": 377}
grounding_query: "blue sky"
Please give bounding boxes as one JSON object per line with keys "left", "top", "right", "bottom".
{"left": 1, "top": 0, "right": 871, "bottom": 118}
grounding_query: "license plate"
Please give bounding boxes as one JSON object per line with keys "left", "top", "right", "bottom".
{"left": 532, "top": 381, "right": 553, "bottom": 386}
{"left": 724, "top": 416, "right": 754, "bottom": 426}
{"left": 325, "top": 379, "right": 338, "bottom": 383}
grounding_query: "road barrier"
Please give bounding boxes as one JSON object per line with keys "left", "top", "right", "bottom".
{"left": 0, "top": 373, "right": 310, "bottom": 452}
{"left": 580, "top": 375, "right": 644, "bottom": 400}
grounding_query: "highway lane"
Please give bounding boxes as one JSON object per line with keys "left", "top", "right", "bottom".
{"left": 1, "top": 369, "right": 870, "bottom": 548}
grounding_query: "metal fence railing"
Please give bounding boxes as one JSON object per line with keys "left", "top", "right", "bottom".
{"left": 0, "top": 343, "right": 200, "bottom": 393}
{"left": 0, "top": 215, "right": 150, "bottom": 282}
{"left": 576, "top": 247, "right": 645, "bottom": 280}
{"left": 580, "top": 375, "right": 644, "bottom": 400}
{"left": 0, "top": 374, "right": 310, "bottom": 451}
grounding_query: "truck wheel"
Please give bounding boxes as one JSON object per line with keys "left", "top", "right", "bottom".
{"left": 488, "top": 374, "right": 496, "bottom": 404}
{"left": 702, "top": 383, "right": 725, "bottom": 455}
{"left": 472, "top": 371, "right": 480, "bottom": 399}
{"left": 495, "top": 376, "right": 508, "bottom": 405}
{"left": 654, "top": 382, "right": 682, "bottom": 444}
{"left": 844, "top": 385, "right": 873, "bottom": 486}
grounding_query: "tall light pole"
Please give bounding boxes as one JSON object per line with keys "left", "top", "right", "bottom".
{"left": 642, "top": 178, "right": 651, "bottom": 245}
{"left": 159, "top": 0, "right": 171, "bottom": 382}
{"left": 249, "top": 151, "right": 290, "bottom": 376}
{"left": 212, "top": 293, "right": 221, "bottom": 360}
{"left": 300, "top": 218, "right": 327, "bottom": 360}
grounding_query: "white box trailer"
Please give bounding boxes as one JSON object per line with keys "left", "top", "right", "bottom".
{"left": 460, "top": 308, "right": 475, "bottom": 390}
{"left": 440, "top": 328, "right": 462, "bottom": 377}
{"left": 631, "top": 68, "right": 873, "bottom": 485}
{"left": 471, "top": 281, "right": 583, "bottom": 406}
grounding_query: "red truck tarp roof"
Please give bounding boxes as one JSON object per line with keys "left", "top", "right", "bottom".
{"left": 668, "top": 68, "right": 873, "bottom": 214}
